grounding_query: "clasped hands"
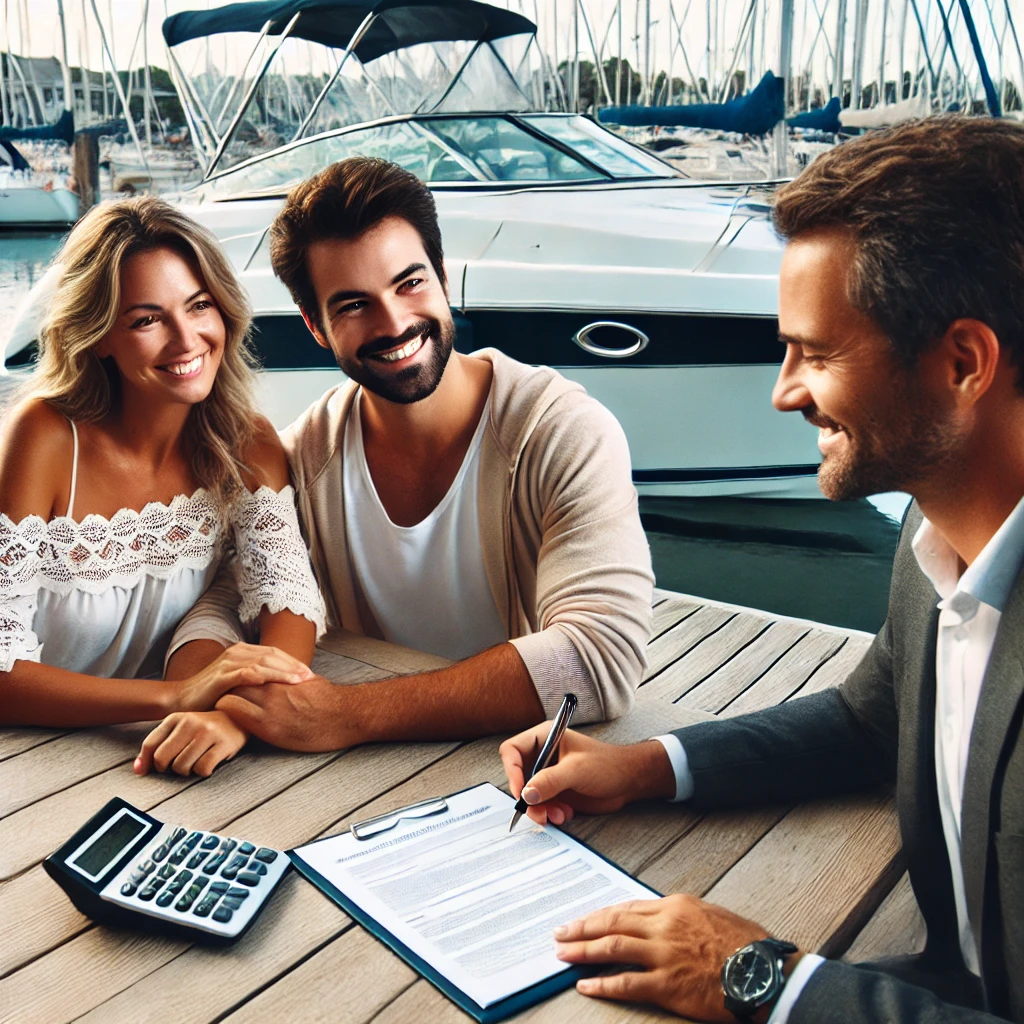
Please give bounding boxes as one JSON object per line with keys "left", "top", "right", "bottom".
{"left": 499, "top": 724, "right": 804, "bottom": 1023}
{"left": 134, "top": 643, "right": 350, "bottom": 778}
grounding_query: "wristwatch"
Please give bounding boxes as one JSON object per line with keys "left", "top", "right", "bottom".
{"left": 721, "top": 936, "right": 798, "bottom": 1019}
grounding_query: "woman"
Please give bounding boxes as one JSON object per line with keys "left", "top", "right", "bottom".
{"left": 0, "top": 196, "right": 326, "bottom": 777}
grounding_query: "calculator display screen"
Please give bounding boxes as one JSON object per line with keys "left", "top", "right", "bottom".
{"left": 73, "top": 814, "right": 147, "bottom": 877}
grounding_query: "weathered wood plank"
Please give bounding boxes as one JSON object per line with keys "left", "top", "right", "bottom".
{"left": 220, "top": 926, "right": 417, "bottom": 1024}
{"left": 651, "top": 597, "right": 700, "bottom": 641}
{"left": 0, "top": 748, "right": 341, "bottom": 974}
{"left": 641, "top": 606, "right": 735, "bottom": 682}
{"left": 0, "top": 727, "right": 69, "bottom": 762}
{"left": 842, "top": 871, "right": 926, "bottom": 963}
{"left": 703, "top": 795, "right": 903, "bottom": 957}
{"left": 642, "top": 613, "right": 771, "bottom": 703}
{"left": 794, "top": 636, "right": 875, "bottom": 698}
{"left": 675, "top": 621, "right": 809, "bottom": 714}
{"left": 0, "top": 761, "right": 194, "bottom": 882}
{"left": 0, "top": 741, "right": 455, "bottom": 1020}
{"left": 0, "top": 724, "right": 154, "bottom": 819}
{"left": 314, "top": 630, "right": 451, "bottom": 676}
{"left": 74, "top": 878, "right": 351, "bottom": 1024}
{"left": 721, "top": 630, "right": 847, "bottom": 718}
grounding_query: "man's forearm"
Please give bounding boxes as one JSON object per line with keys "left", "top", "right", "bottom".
{"left": 337, "top": 642, "right": 545, "bottom": 745}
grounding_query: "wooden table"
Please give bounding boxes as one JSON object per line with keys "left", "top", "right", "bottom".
{"left": 0, "top": 590, "right": 922, "bottom": 1024}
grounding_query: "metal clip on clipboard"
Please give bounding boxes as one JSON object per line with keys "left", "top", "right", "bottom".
{"left": 350, "top": 797, "right": 449, "bottom": 840}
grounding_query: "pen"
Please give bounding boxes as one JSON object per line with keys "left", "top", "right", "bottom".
{"left": 508, "top": 692, "right": 577, "bottom": 831}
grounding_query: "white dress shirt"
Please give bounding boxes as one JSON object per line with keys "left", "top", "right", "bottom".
{"left": 654, "top": 494, "right": 1024, "bottom": 1020}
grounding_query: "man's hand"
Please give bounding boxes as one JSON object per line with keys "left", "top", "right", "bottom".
{"left": 555, "top": 893, "right": 802, "bottom": 1023}
{"left": 499, "top": 726, "right": 676, "bottom": 825}
{"left": 216, "top": 675, "right": 351, "bottom": 752}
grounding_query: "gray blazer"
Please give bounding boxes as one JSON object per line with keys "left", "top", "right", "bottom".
{"left": 672, "top": 504, "right": 1024, "bottom": 1023}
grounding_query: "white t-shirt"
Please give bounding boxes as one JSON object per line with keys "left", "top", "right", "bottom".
{"left": 343, "top": 391, "right": 507, "bottom": 661}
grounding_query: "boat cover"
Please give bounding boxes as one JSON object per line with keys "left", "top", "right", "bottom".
{"left": 162, "top": 0, "right": 535, "bottom": 62}
{"left": 787, "top": 97, "right": 841, "bottom": 133}
{"left": 597, "top": 72, "right": 785, "bottom": 136}
{"left": 0, "top": 108, "right": 74, "bottom": 145}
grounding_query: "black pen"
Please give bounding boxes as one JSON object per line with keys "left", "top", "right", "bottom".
{"left": 509, "top": 692, "right": 577, "bottom": 831}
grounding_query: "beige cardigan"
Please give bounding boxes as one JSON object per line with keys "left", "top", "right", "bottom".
{"left": 173, "top": 349, "right": 654, "bottom": 722}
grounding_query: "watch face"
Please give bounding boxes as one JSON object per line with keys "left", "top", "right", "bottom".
{"left": 724, "top": 947, "right": 774, "bottom": 1002}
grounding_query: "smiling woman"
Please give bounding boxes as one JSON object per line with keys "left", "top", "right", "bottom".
{"left": 0, "top": 196, "right": 326, "bottom": 779}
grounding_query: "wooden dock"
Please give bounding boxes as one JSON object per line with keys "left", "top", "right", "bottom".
{"left": 0, "top": 591, "right": 924, "bottom": 1023}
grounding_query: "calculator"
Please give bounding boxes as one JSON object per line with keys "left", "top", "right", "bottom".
{"left": 44, "top": 797, "right": 289, "bottom": 943}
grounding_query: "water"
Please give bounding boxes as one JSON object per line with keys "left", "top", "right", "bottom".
{"left": 0, "top": 231, "right": 903, "bottom": 635}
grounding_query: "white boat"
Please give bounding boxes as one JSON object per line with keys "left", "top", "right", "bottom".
{"left": 0, "top": 141, "right": 78, "bottom": 228}
{"left": 7, "top": 0, "right": 821, "bottom": 498}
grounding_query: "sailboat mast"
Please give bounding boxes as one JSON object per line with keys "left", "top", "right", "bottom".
{"left": 142, "top": 0, "right": 152, "bottom": 146}
{"left": 56, "top": 0, "right": 73, "bottom": 113}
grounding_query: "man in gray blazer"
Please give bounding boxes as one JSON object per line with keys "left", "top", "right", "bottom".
{"left": 500, "top": 115, "right": 1024, "bottom": 1024}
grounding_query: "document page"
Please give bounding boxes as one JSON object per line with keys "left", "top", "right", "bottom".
{"left": 292, "top": 783, "right": 658, "bottom": 1008}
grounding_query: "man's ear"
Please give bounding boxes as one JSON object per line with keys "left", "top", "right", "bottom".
{"left": 300, "top": 307, "right": 331, "bottom": 351}
{"left": 940, "top": 318, "right": 1001, "bottom": 405}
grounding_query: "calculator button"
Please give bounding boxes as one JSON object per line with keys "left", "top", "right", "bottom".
{"left": 164, "top": 869, "right": 193, "bottom": 897}
{"left": 247, "top": 861, "right": 268, "bottom": 876}
{"left": 220, "top": 897, "right": 244, "bottom": 911}
{"left": 120, "top": 882, "right": 138, "bottom": 897}
{"left": 219, "top": 838, "right": 238, "bottom": 854}
{"left": 158, "top": 864, "right": 176, "bottom": 880}
{"left": 226, "top": 887, "right": 250, "bottom": 900}
{"left": 156, "top": 891, "right": 175, "bottom": 908}
{"left": 200, "top": 835, "right": 220, "bottom": 850}
{"left": 151, "top": 843, "right": 170, "bottom": 863}
{"left": 193, "top": 894, "right": 221, "bottom": 917}
{"left": 135, "top": 858, "right": 156, "bottom": 876}
{"left": 138, "top": 877, "right": 163, "bottom": 901}
{"left": 175, "top": 877, "right": 208, "bottom": 912}
{"left": 208, "top": 880, "right": 230, "bottom": 894}
{"left": 220, "top": 854, "right": 247, "bottom": 880}
{"left": 187, "top": 850, "right": 209, "bottom": 870}
{"left": 128, "top": 868, "right": 148, "bottom": 885}
{"left": 238, "top": 841, "right": 255, "bottom": 856}
{"left": 236, "top": 871, "right": 262, "bottom": 887}
{"left": 254, "top": 848, "right": 278, "bottom": 863}
{"left": 212, "top": 906, "right": 234, "bottom": 924}
{"left": 202, "top": 852, "right": 228, "bottom": 875}
{"left": 169, "top": 827, "right": 187, "bottom": 845}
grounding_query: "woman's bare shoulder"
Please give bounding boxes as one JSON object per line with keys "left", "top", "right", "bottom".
{"left": 240, "top": 416, "right": 290, "bottom": 492}
{"left": 0, "top": 399, "right": 73, "bottom": 521}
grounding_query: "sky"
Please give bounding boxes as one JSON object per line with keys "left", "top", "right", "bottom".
{"left": 2, "top": 1, "right": 1018, "bottom": 107}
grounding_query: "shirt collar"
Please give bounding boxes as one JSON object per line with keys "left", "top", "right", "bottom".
{"left": 912, "top": 494, "right": 1024, "bottom": 612}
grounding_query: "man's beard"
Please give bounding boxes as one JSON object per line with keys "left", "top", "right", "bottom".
{"left": 808, "top": 373, "right": 962, "bottom": 501}
{"left": 338, "top": 315, "right": 456, "bottom": 405}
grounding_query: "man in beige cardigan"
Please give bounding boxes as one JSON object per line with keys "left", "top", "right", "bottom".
{"left": 170, "top": 157, "right": 654, "bottom": 751}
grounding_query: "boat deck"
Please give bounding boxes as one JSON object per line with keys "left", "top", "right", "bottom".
{"left": 0, "top": 590, "right": 925, "bottom": 1022}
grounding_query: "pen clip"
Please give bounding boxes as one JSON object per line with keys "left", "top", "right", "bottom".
{"left": 351, "top": 797, "right": 449, "bottom": 840}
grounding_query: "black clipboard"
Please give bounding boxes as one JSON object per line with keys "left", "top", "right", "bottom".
{"left": 288, "top": 783, "right": 661, "bottom": 1023}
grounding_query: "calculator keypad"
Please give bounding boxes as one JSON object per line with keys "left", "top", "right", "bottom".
{"left": 106, "top": 823, "right": 285, "bottom": 937}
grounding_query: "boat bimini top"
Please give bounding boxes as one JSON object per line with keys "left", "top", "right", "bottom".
{"left": 162, "top": 0, "right": 543, "bottom": 180}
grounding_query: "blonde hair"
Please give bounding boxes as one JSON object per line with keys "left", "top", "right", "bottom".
{"left": 24, "top": 195, "right": 260, "bottom": 502}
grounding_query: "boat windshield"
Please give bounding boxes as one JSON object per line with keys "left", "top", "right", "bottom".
{"left": 201, "top": 115, "right": 673, "bottom": 198}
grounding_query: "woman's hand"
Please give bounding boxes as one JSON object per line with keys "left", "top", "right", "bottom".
{"left": 134, "top": 710, "right": 249, "bottom": 778}
{"left": 169, "top": 642, "right": 314, "bottom": 713}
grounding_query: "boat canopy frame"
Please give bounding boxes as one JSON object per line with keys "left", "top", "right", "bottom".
{"left": 162, "top": 0, "right": 541, "bottom": 179}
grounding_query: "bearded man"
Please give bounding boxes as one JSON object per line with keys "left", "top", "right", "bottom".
{"left": 500, "top": 115, "right": 1024, "bottom": 1024}
{"left": 162, "top": 156, "right": 654, "bottom": 751}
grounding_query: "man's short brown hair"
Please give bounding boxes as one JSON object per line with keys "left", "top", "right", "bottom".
{"left": 773, "top": 115, "right": 1024, "bottom": 383}
{"left": 270, "top": 157, "right": 445, "bottom": 331}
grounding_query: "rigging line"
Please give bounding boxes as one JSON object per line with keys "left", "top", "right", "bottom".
{"left": 669, "top": 0, "right": 702, "bottom": 100}
{"left": 956, "top": 0, "right": 1001, "bottom": 114}
{"left": 1003, "top": 0, "right": 1024, "bottom": 93}
{"left": 908, "top": 0, "right": 940, "bottom": 92}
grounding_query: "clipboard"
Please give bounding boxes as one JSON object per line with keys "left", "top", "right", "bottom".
{"left": 288, "top": 783, "right": 662, "bottom": 1023}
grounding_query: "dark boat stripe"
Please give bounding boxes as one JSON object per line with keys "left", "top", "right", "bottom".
{"left": 251, "top": 310, "right": 783, "bottom": 370}
{"left": 633, "top": 465, "right": 819, "bottom": 483}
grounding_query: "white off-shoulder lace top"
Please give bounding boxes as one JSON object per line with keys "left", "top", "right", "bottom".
{"left": 0, "top": 482, "right": 326, "bottom": 679}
